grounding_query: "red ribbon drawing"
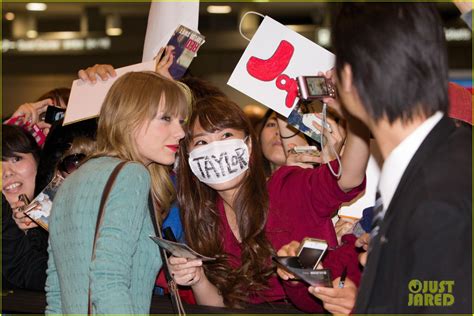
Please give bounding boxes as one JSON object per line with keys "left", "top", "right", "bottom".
{"left": 246, "top": 40, "right": 294, "bottom": 81}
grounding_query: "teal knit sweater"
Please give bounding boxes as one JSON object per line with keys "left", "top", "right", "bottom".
{"left": 46, "top": 157, "right": 162, "bottom": 314}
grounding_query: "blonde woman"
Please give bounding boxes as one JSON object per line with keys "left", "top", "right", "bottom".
{"left": 46, "top": 72, "right": 191, "bottom": 314}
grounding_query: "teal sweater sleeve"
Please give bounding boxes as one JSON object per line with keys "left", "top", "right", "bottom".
{"left": 45, "top": 240, "right": 62, "bottom": 314}
{"left": 89, "top": 163, "right": 151, "bottom": 314}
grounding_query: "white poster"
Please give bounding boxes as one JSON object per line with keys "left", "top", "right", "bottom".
{"left": 63, "top": 60, "right": 155, "bottom": 125}
{"left": 228, "top": 15, "right": 335, "bottom": 117}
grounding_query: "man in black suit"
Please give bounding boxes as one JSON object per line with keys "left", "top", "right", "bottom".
{"left": 327, "top": 3, "right": 471, "bottom": 314}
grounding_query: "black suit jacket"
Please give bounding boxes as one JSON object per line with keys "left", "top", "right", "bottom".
{"left": 355, "top": 116, "right": 472, "bottom": 314}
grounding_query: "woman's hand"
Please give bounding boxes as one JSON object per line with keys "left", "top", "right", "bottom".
{"left": 78, "top": 64, "right": 116, "bottom": 83}
{"left": 285, "top": 144, "right": 321, "bottom": 169}
{"left": 334, "top": 217, "right": 356, "bottom": 245}
{"left": 319, "top": 69, "right": 344, "bottom": 119}
{"left": 154, "top": 46, "right": 174, "bottom": 80}
{"left": 10, "top": 98, "right": 52, "bottom": 128}
{"left": 10, "top": 200, "right": 38, "bottom": 231}
{"left": 311, "top": 115, "right": 346, "bottom": 163}
{"left": 168, "top": 256, "right": 204, "bottom": 287}
{"left": 309, "top": 277, "right": 357, "bottom": 315}
{"left": 276, "top": 240, "right": 301, "bottom": 281}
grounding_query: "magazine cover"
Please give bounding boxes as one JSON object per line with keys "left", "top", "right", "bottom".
{"left": 165, "top": 25, "right": 205, "bottom": 79}
{"left": 24, "top": 174, "right": 64, "bottom": 231}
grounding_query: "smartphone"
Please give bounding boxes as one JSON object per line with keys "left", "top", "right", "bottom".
{"left": 297, "top": 238, "right": 328, "bottom": 270}
{"left": 297, "top": 76, "right": 336, "bottom": 100}
{"left": 44, "top": 106, "right": 66, "bottom": 124}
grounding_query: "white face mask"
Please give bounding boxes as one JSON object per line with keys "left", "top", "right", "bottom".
{"left": 188, "top": 138, "right": 250, "bottom": 185}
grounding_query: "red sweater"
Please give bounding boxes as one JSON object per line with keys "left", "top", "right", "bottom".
{"left": 219, "top": 161, "right": 365, "bottom": 311}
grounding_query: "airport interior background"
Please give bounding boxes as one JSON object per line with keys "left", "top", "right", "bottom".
{"left": 2, "top": 2, "right": 472, "bottom": 117}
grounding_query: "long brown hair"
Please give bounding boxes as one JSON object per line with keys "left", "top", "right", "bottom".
{"left": 93, "top": 71, "right": 191, "bottom": 220}
{"left": 177, "top": 96, "right": 274, "bottom": 307}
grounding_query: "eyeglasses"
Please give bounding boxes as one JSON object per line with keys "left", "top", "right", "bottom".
{"left": 58, "top": 153, "right": 86, "bottom": 174}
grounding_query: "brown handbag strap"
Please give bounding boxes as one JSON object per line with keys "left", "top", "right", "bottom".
{"left": 88, "top": 160, "right": 128, "bottom": 315}
{"left": 147, "top": 194, "right": 186, "bottom": 316}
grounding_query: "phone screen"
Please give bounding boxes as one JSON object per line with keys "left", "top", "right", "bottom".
{"left": 298, "top": 247, "right": 324, "bottom": 269}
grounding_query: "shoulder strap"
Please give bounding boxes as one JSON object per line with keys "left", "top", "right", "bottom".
{"left": 88, "top": 160, "right": 128, "bottom": 314}
{"left": 148, "top": 194, "right": 186, "bottom": 316}
{"left": 91, "top": 161, "right": 128, "bottom": 260}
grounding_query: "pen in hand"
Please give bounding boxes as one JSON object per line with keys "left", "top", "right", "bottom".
{"left": 338, "top": 266, "right": 347, "bottom": 288}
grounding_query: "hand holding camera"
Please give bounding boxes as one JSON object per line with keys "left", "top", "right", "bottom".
{"left": 297, "top": 75, "right": 336, "bottom": 101}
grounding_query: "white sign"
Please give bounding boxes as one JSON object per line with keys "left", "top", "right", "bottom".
{"left": 228, "top": 15, "right": 335, "bottom": 117}
{"left": 64, "top": 60, "right": 155, "bottom": 125}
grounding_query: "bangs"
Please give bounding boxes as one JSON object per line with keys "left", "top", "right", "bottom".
{"left": 2, "top": 150, "right": 20, "bottom": 161}
{"left": 2, "top": 125, "right": 40, "bottom": 162}
{"left": 159, "top": 81, "right": 191, "bottom": 121}
{"left": 189, "top": 96, "right": 248, "bottom": 139}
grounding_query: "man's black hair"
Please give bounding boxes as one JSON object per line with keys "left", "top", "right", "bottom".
{"left": 332, "top": 3, "right": 449, "bottom": 123}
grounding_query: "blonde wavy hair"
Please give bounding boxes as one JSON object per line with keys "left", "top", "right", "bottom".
{"left": 93, "top": 71, "right": 191, "bottom": 220}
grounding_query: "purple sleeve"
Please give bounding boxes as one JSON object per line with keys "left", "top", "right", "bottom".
{"left": 271, "top": 162, "right": 366, "bottom": 219}
{"left": 323, "top": 234, "right": 362, "bottom": 286}
{"left": 309, "top": 160, "right": 366, "bottom": 215}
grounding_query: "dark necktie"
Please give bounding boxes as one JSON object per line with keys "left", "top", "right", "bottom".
{"left": 369, "top": 190, "right": 384, "bottom": 243}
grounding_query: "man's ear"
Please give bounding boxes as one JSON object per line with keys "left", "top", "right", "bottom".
{"left": 340, "top": 63, "right": 354, "bottom": 93}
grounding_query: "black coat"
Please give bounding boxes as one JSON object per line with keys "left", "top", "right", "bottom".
{"left": 2, "top": 195, "right": 49, "bottom": 291}
{"left": 355, "top": 116, "right": 472, "bottom": 313}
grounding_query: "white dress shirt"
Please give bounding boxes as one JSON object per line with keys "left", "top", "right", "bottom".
{"left": 378, "top": 111, "right": 443, "bottom": 213}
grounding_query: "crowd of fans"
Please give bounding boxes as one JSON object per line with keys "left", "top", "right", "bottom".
{"left": 2, "top": 3, "right": 472, "bottom": 315}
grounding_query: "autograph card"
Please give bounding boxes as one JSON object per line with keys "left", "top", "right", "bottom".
{"left": 150, "top": 236, "right": 215, "bottom": 261}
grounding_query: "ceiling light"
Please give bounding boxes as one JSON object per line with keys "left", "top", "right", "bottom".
{"left": 26, "top": 30, "right": 38, "bottom": 38}
{"left": 317, "top": 28, "right": 331, "bottom": 47}
{"left": 106, "top": 15, "right": 122, "bottom": 36}
{"left": 5, "top": 12, "right": 15, "bottom": 21}
{"left": 26, "top": 3, "right": 47, "bottom": 11}
{"left": 106, "top": 28, "right": 122, "bottom": 36}
{"left": 207, "top": 5, "right": 232, "bottom": 14}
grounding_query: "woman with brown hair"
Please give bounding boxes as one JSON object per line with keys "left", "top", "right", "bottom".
{"left": 46, "top": 71, "right": 191, "bottom": 314}
{"left": 170, "top": 95, "right": 370, "bottom": 311}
